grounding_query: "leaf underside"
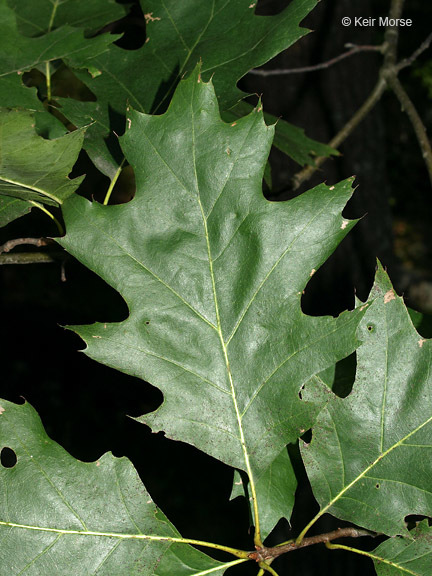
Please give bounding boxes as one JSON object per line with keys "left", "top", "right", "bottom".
{"left": 59, "top": 69, "right": 365, "bottom": 542}
{"left": 302, "top": 264, "right": 432, "bottom": 537}
{"left": 372, "top": 521, "right": 432, "bottom": 575}
{"left": 0, "top": 400, "right": 228, "bottom": 575}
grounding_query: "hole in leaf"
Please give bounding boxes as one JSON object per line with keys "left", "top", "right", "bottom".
{"left": 330, "top": 353, "right": 357, "bottom": 398}
{"left": 375, "top": 483, "right": 380, "bottom": 489}
{"left": 300, "top": 429, "right": 312, "bottom": 444}
{"left": 408, "top": 308, "right": 432, "bottom": 337}
{"left": 1, "top": 447, "right": 17, "bottom": 468}
{"left": 255, "top": 0, "right": 288, "bottom": 15}
{"left": 405, "top": 514, "right": 431, "bottom": 530}
{"left": 298, "top": 383, "right": 306, "bottom": 400}
{"left": 112, "top": 2, "right": 146, "bottom": 50}
{"left": 367, "top": 325, "right": 374, "bottom": 332}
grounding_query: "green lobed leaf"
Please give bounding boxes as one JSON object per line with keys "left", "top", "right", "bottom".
{"left": 0, "top": 399, "right": 233, "bottom": 575}
{"left": 6, "top": 0, "right": 126, "bottom": 37}
{"left": 301, "top": 263, "right": 432, "bottom": 538}
{"left": 0, "top": 0, "right": 118, "bottom": 111}
{"left": 59, "top": 69, "right": 366, "bottom": 533}
{"left": 372, "top": 521, "right": 432, "bottom": 575}
{"left": 58, "top": 0, "right": 319, "bottom": 173}
{"left": 0, "top": 109, "right": 84, "bottom": 222}
{"left": 0, "top": 196, "right": 32, "bottom": 227}
{"left": 224, "top": 101, "right": 339, "bottom": 167}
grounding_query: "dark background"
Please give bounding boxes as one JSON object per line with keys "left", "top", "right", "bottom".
{"left": 1, "top": 0, "right": 431, "bottom": 574}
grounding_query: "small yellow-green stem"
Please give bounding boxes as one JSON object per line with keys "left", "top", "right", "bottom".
{"left": 29, "top": 201, "right": 64, "bottom": 236}
{"left": 325, "top": 542, "right": 418, "bottom": 575}
{"left": 45, "top": 62, "right": 52, "bottom": 103}
{"left": 48, "top": 0, "right": 59, "bottom": 31}
{"left": 258, "top": 561, "right": 280, "bottom": 576}
{"left": 45, "top": 1, "right": 59, "bottom": 103}
{"left": 0, "top": 520, "right": 250, "bottom": 559}
{"left": 275, "top": 537, "right": 294, "bottom": 548}
{"left": 296, "top": 518, "right": 316, "bottom": 546}
{"left": 195, "top": 558, "right": 249, "bottom": 575}
{"left": 103, "top": 158, "right": 126, "bottom": 205}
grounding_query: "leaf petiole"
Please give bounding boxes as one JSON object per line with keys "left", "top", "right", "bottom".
{"left": 325, "top": 542, "right": 418, "bottom": 575}
{"left": 45, "top": 62, "right": 52, "bottom": 103}
{"left": 258, "top": 561, "right": 280, "bottom": 576}
{"left": 103, "top": 158, "right": 125, "bottom": 205}
{"left": 29, "top": 201, "right": 64, "bottom": 235}
{"left": 193, "top": 558, "right": 249, "bottom": 575}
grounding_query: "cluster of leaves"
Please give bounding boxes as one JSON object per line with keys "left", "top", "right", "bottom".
{"left": 0, "top": 1, "right": 431, "bottom": 574}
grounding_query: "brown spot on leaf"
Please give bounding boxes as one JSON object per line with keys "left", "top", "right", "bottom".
{"left": 249, "top": 2, "right": 256, "bottom": 7}
{"left": 127, "top": 118, "right": 131, "bottom": 130}
{"left": 329, "top": 185, "right": 335, "bottom": 190}
{"left": 419, "top": 339, "right": 426, "bottom": 348}
{"left": 144, "top": 12, "right": 161, "bottom": 23}
{"left": 231, "top": 122, "right": 237, "bottom": 127}
{"left": 226, "top": 147, "right": 231, "bottom": 155}
{"left": 96, "top": 461, "right": 100, "bottom": 467}
{"left": 310, "top": 269, "right": 316, "bottom": 277}
{"left": 92, "top": 335, "right": 102, "bottom": 339}
{"left": 0, "top": 406, "right": 4, "bottom": 415}
{"left": 341, "top": 219, "right": 349, "bottom": 230}
{"left": 384, "top": 290, "right": 395, "bottom": 303}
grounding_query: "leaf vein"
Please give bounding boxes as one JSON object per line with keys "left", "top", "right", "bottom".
{"left": 226, "top": 191, "right": 338, "bottom": 346}
{"left": 69, "top": 200, "right": 219, "bottom": 331}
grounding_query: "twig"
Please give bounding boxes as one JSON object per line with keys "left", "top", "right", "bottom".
{"left": 291, "top": 78, "right": 387, "bottom": 190}
{"left": 382, "top": 0, "right": 404, "bottom": 68}
{"left": 386, "top": 74, "right": 432, "bottom": 186}
{"left": 396, "top": 32, "right": 432, "bottom": 72}
{"left": 249, "top": 45, "right": 382, "bottom": 76}
{"left": 0, "top": 237, "right": 53, "bottom": 254}
{"left": 0, "top": 252, "right": 64, "bottom": 265}
{"left": 289, "top": 0, "right": 431, "bottom": 192}
{"left": 249, "top": 527, "right": 377, "bottom": 563}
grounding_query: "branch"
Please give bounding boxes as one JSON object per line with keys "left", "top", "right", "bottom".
{"left": 0, "top": 237, "right": 53, "bottom": 254}
{"left": 396, "top": 32, "right": 432, "bottom": 72}
{"left": 0, "top": 252, "right": 65, "bottom": 265}
{"left": 249, "top": 45, "right": 382, "bottom": 76}
{"left": 249, "top": 527, "right": 378, "bottom": 563}
{"left": 0, "top": 237, "right": 66, "bottom": 266}
{"left": 289, "top": 0, "right": 432, "bottom": 192}
{"left": 386, "top": 74, "right": 432, "bottom": 186}
{"left": 291, "top": 78, "right": 387, "bottom": 191}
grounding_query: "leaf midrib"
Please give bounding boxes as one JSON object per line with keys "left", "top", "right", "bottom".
{"left": 0, "top": 175, "right": 61, "bottom": 204}
{"left": 189, "top": 78, "right": 261, "bottom": 537}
